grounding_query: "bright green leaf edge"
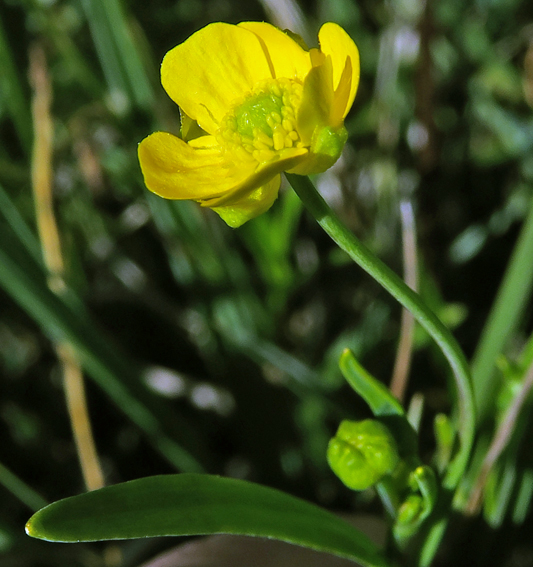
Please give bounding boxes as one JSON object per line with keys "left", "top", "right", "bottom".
{"left": 26, "top": 474, "right": 389, "bottom": 567}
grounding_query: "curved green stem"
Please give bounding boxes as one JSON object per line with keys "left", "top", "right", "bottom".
{"left": 286, "top": 173, "right": 475, "bottom": 490}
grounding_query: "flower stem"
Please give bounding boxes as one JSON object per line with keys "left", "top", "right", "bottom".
{"left": 286, "top": 173, "right": 475, "bottom": 490}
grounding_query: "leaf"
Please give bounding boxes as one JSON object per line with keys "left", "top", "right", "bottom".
{"left": 26, "top": 474, "right": 390, "bottom": 567}
{"left": 339, "top": 349, "right": 404, "bottom": 417}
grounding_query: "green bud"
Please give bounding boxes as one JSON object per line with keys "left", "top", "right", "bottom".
{"left": 393, "top": 466, "right": 438, "bottom": 547}
{"left": 327, "top": 419, "right": 400, "bottom": 491}
{"left": 396, "top": 494, "right": 424, "bottom": 525}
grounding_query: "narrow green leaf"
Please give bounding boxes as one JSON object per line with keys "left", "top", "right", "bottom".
{"left": 0, "top": 462, "right": 47, "bottom": 512}
{"left": 80, "top": 0, "right": 152, "bottom": 109}
{"left": 0, "top": 10, "right": 32, "bottom": 152}
{"left": 80, "top": 0, "right": 129, "bottom": 106}
{"left": 472, "top": 198, "right": 533, "bottom": 422}
{"left": 100, "top": 0, "right": 153, "bottom": 107}
{"left": 339, "top": 349, "right": 404, "bottom": 417}
{"left": 512, "top": 468, "right": 533, "bottom": 524}
{"left": 0, "top": 183, "right": 42, "bottom": 264}
{"left": 26, "top": 474, "right": 389, "bottom": 567}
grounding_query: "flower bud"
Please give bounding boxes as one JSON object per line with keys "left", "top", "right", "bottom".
{"left": 327, "top": 419, "right": 400, "bottom": 491}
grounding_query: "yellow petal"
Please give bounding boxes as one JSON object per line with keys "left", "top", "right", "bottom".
{"left": 237, "top": 22, "right": 312, "bottom": 82}
{"left": 296, "top": 56, "right": 334, "bottom": 144}
{"left": 329, "top": 55, "right": 354, "bottom": 126}
{"left": 211, "top": 175, "right": 281, "bottom": 228}
{"left": 138, "top": 132, "right": 254, "bottom": 201}
{"left": 204, "top": 146, "right": 308, "bottom": 208}
{"left": 318, "top": 23, "right": 360, "bottom": 120}
{"left": 162, "top": 23, "right": 274, "bottom": 135}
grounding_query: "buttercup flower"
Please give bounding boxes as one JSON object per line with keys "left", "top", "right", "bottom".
{"left": 138, "top": 22, "right": 359, "bottom": 227}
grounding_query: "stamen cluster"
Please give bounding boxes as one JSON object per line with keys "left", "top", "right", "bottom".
{"left": 218, "top": 79, "right": 304, "bottom": 165}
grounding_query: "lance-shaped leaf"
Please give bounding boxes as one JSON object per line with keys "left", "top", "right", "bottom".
{"left": 26, "top": 474, "right": 389, "bottom": 567}
{"left": 339, "top": 349, "right": 404, "bottom": 417}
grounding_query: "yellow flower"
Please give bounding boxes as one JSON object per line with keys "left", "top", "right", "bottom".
{"left": 138, "top": 21, "right": 359, "bottom": 227}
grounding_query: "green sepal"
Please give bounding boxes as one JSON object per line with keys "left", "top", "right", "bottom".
{"left": 309, "top": 124, "right": 348, "bottom": 171}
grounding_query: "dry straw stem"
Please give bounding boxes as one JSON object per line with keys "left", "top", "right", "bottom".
{"left": 465, "top": 358, "right": 533, "bottom": 515}
{"left": 29, "top": 44, "right": 104, "bottom": 491}
{"left": 390, "top": 200, "right": 418, "bottom": 403}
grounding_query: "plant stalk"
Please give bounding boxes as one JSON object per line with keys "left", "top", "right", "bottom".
{"left": 286, "top": 173, "right": 475, "bottom": 487}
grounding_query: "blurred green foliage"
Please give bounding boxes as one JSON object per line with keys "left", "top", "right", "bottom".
{"left": 1, "top": 0, "right": 533, "bottom": 565}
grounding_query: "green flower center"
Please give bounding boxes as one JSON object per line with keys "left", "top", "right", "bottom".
{"left": 218, "top": 79, "right": 304, "bottom": 164}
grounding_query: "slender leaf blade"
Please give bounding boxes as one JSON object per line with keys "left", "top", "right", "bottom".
{"left": 339, "top": 349, "right": 404, "bottom": 417}
{"left": 26, "top": 474, "right": 389, "bottom": 567}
